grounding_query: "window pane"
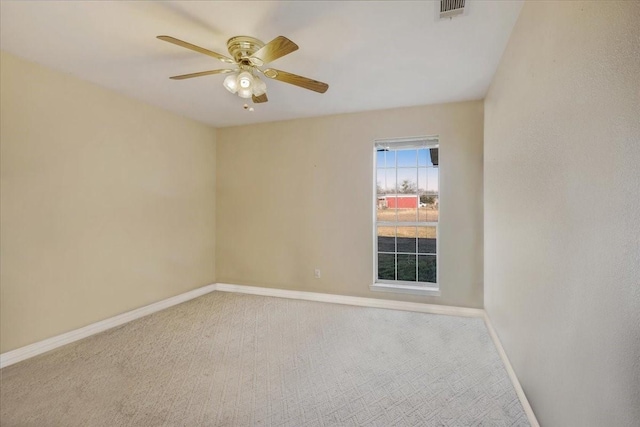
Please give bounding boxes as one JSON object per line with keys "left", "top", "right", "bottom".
{"left": 396, "top": 149, "right": 417, "bottom": 167}
{"left": 378, "top": 253, "right": 395, "bottom": 280}
{"left": 426, "top": 168, "right": 439, "bottom": 192}
{"left": 418, "top": 148, "right": 434, "bottom": 167}
{"left": 376, "top": 168, "right": 393, "bottom": 222}
{"left": 397, "top": 168, "right": 417, "bottom": 194}
{"left": 376, "top": 168, "right": 385, "bottom": 195}
{"left": 396, "top": 168, "right": 417, "bottom": 222}
{"left": 418, "top": 255, "right": 437, "bottom": 283}
{"left": 419, "top": 195, "right": 439, "bottom": 222}
{"left": 417, "top": 227, "right": 437, "bottom": 254}
{"left": 376, "top": 150, "right": 386, "bottom": 168}
{"left": 418, "top": 168, "right": 428, "bottom": 192}
{"left": 396, "top": 226, "right": 417, "bottom": 253}
{"left": 384, "top": 168, "right": 397, "bottom": 193}
{"left": 395, "top": 202, "right": 418, "bottom": 222}
{"left": 377, "top": 226, "right": 396, "bottom": 253}
{"left": 419, "top": 168, "right": 438, "bottom": 193}
{"left": 376, "top": 196, "right": 388, "bottom": 221}
{"left": 377, "top": 198, "right": 396, "bottom": 222}
{"left": 397, "top": 254, "right": 417, "bottom": 281}
{"left": 385, "top": 150, "right": 396, "bottom": 168}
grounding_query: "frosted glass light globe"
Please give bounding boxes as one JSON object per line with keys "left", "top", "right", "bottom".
{"left": 237, "top": 87, "right": 253, "bottom": 99}
{"left": 223, "top": 74, "right": 238, "bottom": 93}
{"left": 252, "top": 76, "right": 267, "bottom": 96}
{"left": 238, "top": 71, "right": 253, "bottom": 89}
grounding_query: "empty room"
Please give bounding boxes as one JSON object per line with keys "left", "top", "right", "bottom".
{"left": 1, "top": 1, "right": 638, "bottom": 426}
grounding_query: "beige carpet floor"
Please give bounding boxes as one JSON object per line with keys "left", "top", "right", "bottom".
{"left": 0, "top": 292, "right": 528, "bottom": 426}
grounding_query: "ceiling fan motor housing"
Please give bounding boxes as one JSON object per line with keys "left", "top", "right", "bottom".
{"left": 227, "top": 36, "right": 265, "bottom": 65}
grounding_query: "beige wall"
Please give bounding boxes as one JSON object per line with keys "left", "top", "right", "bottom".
{"left": 484, "top": 2, "right": 640, "bottom": 426}
{"left": 0, "top": 52, "right": 217, "bottom": 353}
{"left": 217, "top": 101, "right": 484, "bottom": 308}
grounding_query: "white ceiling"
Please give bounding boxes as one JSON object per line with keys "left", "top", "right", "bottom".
{"left": 0, "top": 1, "right": 523, "bottom": 128}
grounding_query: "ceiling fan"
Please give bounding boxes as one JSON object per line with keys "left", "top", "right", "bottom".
{"left": 157, "top": 35, "right": 329, "bottom": 104}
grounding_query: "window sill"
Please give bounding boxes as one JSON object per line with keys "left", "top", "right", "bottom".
{"left": 370, "top": 283, "right": 440, "bottom": 296}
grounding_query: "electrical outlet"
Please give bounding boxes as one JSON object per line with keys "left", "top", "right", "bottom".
{"left": 314, "top": 269, "right": 321, "bottom": 279}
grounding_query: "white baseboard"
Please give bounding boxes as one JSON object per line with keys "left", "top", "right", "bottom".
{"left": 215, "top": 283, "right": 484, "bottom": 318}
{"left": 483, "top": 312, "right": 539, "bottom": 427}
{"left": 0, "top": 284, "right": 216, "bottom": 369}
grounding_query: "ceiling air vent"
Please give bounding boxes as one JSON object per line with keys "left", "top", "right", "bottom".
{"left": 440, "top": 0, "right": 466, "bottom": 19}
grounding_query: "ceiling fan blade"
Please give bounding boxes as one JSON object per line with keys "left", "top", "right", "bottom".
{"left": 169, "top": 69, "right": 235, "bottom": 80}
{"left": 157, "top": 35, "right": 235, "bottom": 64}
{"left": 252, "top": 93, "right": 268, "bottom": 103}
{"left": 262, "top": 69, "right": 329, "bottom": 93}
{"left": 249, "top": 36, "right": 298, "bottom": 66}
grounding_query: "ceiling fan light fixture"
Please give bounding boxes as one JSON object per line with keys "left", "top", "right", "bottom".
{"left": 237, "top": 86, "right": 253, "bottom": 99}
{"left": 223, "top": 73, "right": 238, "bottom": 93}
{"left": 237, "top": 71, "right": 253, "bottom": 89}
{"left": 252, "top": 76, "right": 267, "bottom": 96}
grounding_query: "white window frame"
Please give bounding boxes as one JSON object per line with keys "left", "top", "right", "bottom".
{"left": 371, "top": 136, "right": 440, "bottom": 296}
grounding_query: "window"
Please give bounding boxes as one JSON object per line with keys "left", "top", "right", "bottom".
{"left": 373, "top": 137, "right": 439, "bottom": 294}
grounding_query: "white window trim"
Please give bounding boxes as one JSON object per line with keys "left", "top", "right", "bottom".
{"left": 372, "top": 136, "right": 440, "bottom": 296}
{"left": 369, "top": 282, "right": 440, "bottom": 296}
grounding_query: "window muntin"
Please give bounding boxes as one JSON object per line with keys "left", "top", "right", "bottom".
{"left": 375, "top": 138, "right": 439, "bottom": 286}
